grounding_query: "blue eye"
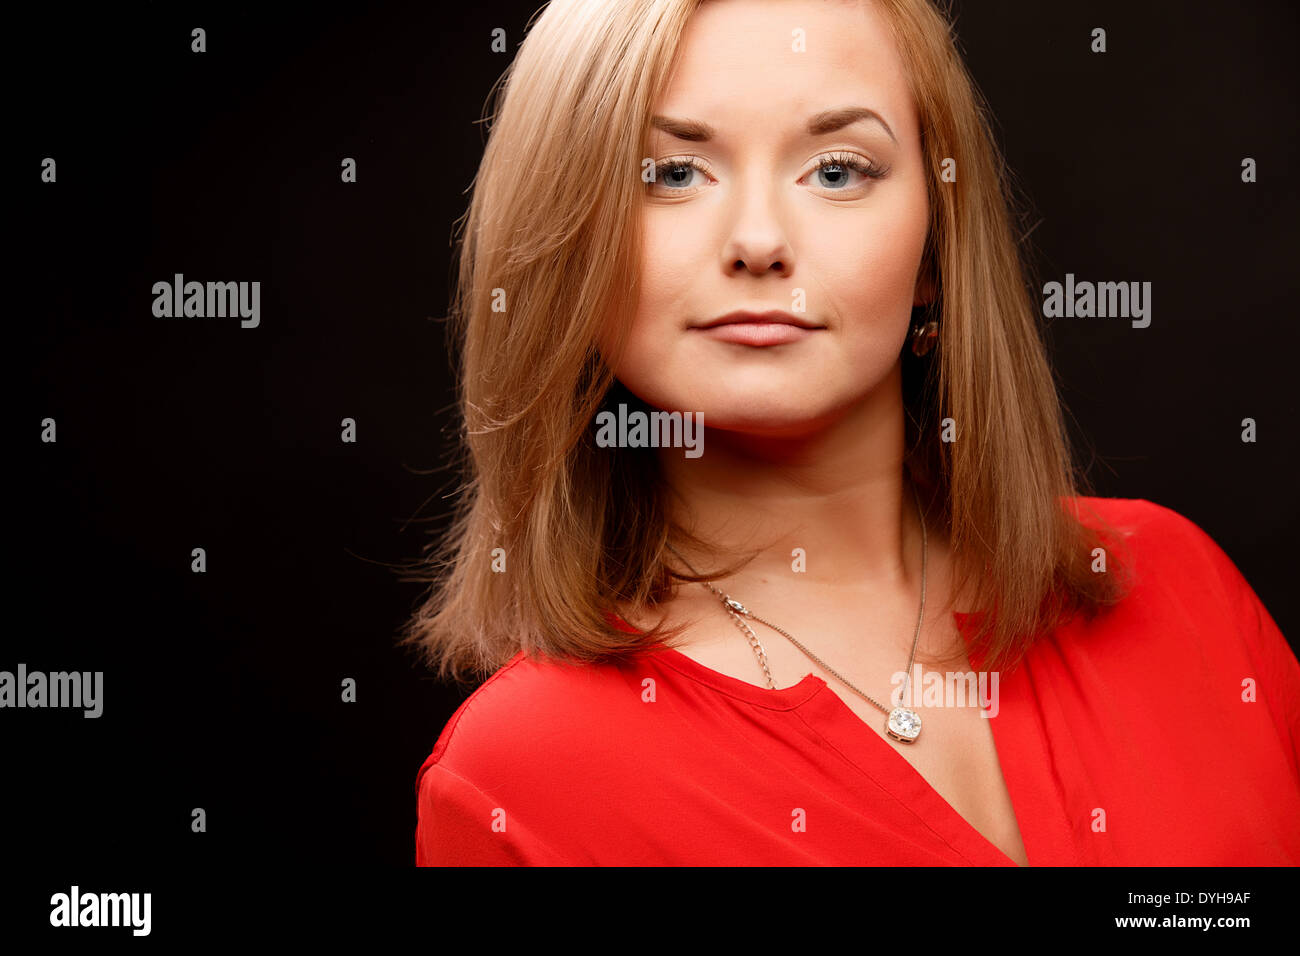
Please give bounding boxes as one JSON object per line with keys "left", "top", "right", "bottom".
{"left": 649, "top": 152, "right": 890, "bottom": 193}
{"left": 811, "top": 153, "right": 889, "bottom": 189}
{"left": 653, "top": 160, "right": 706, "bottom": 190}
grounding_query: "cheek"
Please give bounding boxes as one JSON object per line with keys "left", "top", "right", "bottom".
{"left": 815, "top": 198, "right": 928, "bottom": 316}
{"left": 628, "top": 217, "right": 697, "bottom": 345}
{"left": 602, "top": 216, "right": 694, "bottom": 396}
{"left": 637, "top": 213, "right": 696, "bottom": 314}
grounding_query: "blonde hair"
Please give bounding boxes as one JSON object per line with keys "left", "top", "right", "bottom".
{"left": 398, "top": 0, "right": 1132, "bottom": 685}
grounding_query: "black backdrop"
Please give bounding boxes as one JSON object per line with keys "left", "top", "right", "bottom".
{"left": 11, "top": 0, "right": 1298, "bottom": 906}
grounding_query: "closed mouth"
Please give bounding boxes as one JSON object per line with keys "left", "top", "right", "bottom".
{"left": 694, "top": 310, "right": 825, "bottom": 330}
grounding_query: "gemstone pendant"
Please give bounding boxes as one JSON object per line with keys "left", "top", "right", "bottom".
{"left": 886, "top": 707, "right": 922, "bottom": 743}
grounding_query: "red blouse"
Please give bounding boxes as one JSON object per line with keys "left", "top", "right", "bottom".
{"left": 414, "top": 497, "right": 1300, "bottom": 865}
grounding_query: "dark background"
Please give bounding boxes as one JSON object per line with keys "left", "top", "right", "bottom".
{"left": 12, "top": 0, "right": 1297, "bottom": 881}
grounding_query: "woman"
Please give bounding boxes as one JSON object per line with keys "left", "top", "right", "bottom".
{"left": 403, "top": 0, "right": 1300, "bottom": 865}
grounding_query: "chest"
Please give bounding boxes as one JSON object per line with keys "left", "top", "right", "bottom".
{"left": 645, "top": 532, "right": 1043, "bottom": 863}
{"left": 828, "top": 680, "right": 1030, "bottom": 866}
{"left": 670, "top": 609, "right": 1031, "bottom": 866}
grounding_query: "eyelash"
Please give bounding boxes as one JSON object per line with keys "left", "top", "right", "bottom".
{"left": 651, "top": 151, "right": 891, "bottom": 192}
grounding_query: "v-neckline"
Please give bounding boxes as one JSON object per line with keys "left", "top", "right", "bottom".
{"left": 646, "top": 610, "right": 1077, "bottom": 866}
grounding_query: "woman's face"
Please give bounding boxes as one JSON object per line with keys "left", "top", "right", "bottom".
{"left": 603, "top": 0, "right": 931, "bottom": 439}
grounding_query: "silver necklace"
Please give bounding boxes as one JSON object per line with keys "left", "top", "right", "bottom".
{"left": 667, "top": 482, "right": 929, "bottom": 744}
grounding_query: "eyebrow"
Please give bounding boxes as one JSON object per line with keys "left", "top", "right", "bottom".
{"left": 650, "top": 106, "right": 897, "bottom": 144}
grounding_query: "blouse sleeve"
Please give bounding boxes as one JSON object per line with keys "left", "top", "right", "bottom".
{"left": 415, "top": 761, "right": 567, "bottom": 866}
{"left": 1184, "top": 511, "right": 1300, "bottom": 781}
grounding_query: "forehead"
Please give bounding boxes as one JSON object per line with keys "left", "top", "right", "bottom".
{"left": 655, "top": 0, "right": 917, "bottom": 141}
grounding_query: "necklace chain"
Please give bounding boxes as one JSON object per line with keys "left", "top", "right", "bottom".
{"left": 666, "top": 480, "right": 928, "bottom": 734}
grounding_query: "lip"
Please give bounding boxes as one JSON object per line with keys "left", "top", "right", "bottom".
{"left": 695, "top": 323, "right": 817, "bottom": 346}
{"left": 691, "top": 309, "right": 825, "bottom": 347}
{"left": 695, "top": 310, "right": 823, "bottom": 330}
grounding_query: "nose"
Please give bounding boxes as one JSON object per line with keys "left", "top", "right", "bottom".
{"left": 722, "top": 177, "right": 793, "bottom": 277}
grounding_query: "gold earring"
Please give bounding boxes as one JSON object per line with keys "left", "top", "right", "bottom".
{"left": 910, "top": 319, "right": 938, "bottom": 357}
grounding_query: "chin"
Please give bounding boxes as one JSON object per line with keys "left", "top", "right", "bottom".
{"left": 692, "top": 398, "right": 850, "bottom": 438}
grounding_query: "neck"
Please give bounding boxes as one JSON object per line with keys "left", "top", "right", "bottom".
{"left": 657, "top": 362, "right": 927, "bottom": 599}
